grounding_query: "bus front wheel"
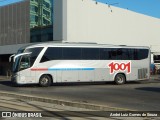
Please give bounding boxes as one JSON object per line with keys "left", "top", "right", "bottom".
{"left": 39, "top": 75, "right": 52, "bottom": 87}
{"left": 114, "top": 74, "right": 126, "bottom": 85}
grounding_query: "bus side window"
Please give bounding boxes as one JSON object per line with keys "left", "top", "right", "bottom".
{"left": 121, "top": 49, "right": 130, "bottom": 60}
{"left": 138, "top": 49, "right": 149, "bottom": 60}
{"left": 82, "top": 48, "right": 99, "bottom": 60}
{"left": 100, "top": 48, "right": 109, "bottom": 60}
{"left": 40, "top": 47, "right": 62, "bottom": 62}
{"left": 62, "top": 48, "right": 81, "bottom": 60}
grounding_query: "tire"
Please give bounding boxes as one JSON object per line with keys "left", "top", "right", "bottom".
{"left": 115, "top": 74, "right": 126, "bottom": 85}
{"left": 12, "top": 82, "right": 20, "bottom": 87}
{"left": 39, "top": 75, "right": 52, "bottom": 87}
{"left": 11, "top": 80, "right": 21, "bottom": 87}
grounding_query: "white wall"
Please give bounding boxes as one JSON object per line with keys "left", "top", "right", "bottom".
{"left": 65, "top": 0, "right": 160, "bottom": 52}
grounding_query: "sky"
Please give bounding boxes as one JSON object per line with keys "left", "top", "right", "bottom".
{"left": 96, "top": 0, "right": 160, "bottom": 19}
{"left": 0, "top": 0, "right": 23, "bottom": 6}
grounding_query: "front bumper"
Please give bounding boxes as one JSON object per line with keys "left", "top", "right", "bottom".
{"left": 11, "top": 74, "right": 18, "bottom": 84}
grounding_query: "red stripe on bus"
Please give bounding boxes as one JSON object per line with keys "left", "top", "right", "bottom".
{"left": 31, "top": 68, "right": 48, "bottom": 71}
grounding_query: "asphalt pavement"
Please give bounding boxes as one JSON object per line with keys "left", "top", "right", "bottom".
{"left": 0, "top": 75, "right": 160, "bottom": 111}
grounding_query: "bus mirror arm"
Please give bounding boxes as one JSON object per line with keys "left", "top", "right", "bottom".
{"left": 13, "top": 52, "right": 32, "bottom": 62}
{"left": 9, "top": 54, "right": 15, "bottom": 62}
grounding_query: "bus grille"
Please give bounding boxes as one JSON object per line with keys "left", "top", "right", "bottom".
{"left": 138, "top": 68, "right": 148, "bottom": 79}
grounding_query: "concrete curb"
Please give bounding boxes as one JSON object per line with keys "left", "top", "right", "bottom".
{"left": 0, "top": 91, "right": 133, "bottom": 111}
{"left": 150, "top": 77, "right": 160, "bottom": 81}
{"left": 0, "top": 76, "right": 10, "bottom": 80}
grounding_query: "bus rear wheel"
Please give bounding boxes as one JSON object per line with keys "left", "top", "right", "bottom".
{"left": 115, "top": 74, "right": 126, "bottom": 85}
{"left": 39, "top": 75, "right": 52, "bottom": 87}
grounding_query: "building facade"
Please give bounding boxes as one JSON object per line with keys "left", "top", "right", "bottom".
{"left": 64, "top": 0, "right": 160, "bottom": 49}
{"left": 0, "top": 0, "right": 58, "bottom": 75}
{"left": 0, "top": 0, "right": 54, "bottom": 46}
{"left": 0, "top": 0, "right": 30, "bottom": 46}
{"left": 30, "top": 0, "right": 53, "bottom": 28}
{"left": 30, "top": 0, "right": 54, "bottom": 42}
{"left": 0, "top": 0, "right": 160, "bottom": 75}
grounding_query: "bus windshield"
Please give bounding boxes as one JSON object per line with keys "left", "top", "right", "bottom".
{"left": 13, "top": 53, "right": 34, "bottom": 73}
{"left": 12, "top": 47, "right": 43, "bottom": 73}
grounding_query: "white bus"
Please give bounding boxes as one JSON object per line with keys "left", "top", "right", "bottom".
{"left": 10, "top": 42, "right": 150, "bottom": 86}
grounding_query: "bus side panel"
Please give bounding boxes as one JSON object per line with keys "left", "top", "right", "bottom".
{"left": 17, "top": 69, "right": 35, "bottom": 84}
{"left": 95, "top": 68, "right": 111, "bottom": 82}
{"left": 62, "top": 70, "right": 79, "bottom": 82}
{"left": 129, "top": 68, "right": 137, "bottom": 81}
{"left": 56, "top": 71, "right": 62, "bottom": 83}
{"left": 49, "top": 71, "right": 57, "bottom": 83}
{"left": 85, "top": 70, "right": 95, "bottom": 82}
{"left": 78, "top": 70, "right": 95, "bottom": 82}
{"left": 129, "top": 59, "right": 150, "bottom": 81}
{"left": 78, "top": 71, "right": 87, "bottom": 82}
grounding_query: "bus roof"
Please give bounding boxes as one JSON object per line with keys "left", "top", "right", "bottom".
{"left": 23, "top": 42, "right": 150, "bottom": 49}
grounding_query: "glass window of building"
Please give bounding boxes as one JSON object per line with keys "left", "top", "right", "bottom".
{"left": 30, "top": 0, "right": 54, "bottom": 42}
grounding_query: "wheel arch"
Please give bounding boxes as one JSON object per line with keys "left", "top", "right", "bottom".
{"left": 114, "top": 72, "right": 127, "bottom": 85}
{"left": 39, "top": 73, "right": 54, "bottom": 83}
{"left": 114, "top": 72, "right": 127, "bottom": 81}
